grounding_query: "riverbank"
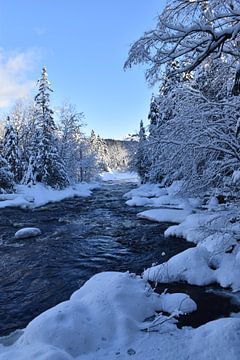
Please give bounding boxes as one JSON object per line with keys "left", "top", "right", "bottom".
{"left": 0, "top": 179, "right": 239, "bottom": 359}
{"left": 124, "top": 182, "right": 240, "bottom": 291}
{"left": 0, "top": 182, "right": 100, "bottom": 209}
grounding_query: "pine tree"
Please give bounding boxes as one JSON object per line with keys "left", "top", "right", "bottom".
{"left": 24, "top": 67, "right": 69, "bottom": 189}
{"left": 3, "top": 117, "right": 22, "bottom": 182}
{"left": 148, "top": 94, "right": 160, "bottom": 141}
{"left": 134, "top": 120, "right": 149, "bottom": 182}
{"left": 0, "top": 155, "right": 14, "bottom": 193}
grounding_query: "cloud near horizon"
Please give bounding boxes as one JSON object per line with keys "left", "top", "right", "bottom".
{"left": 0, "top": 49, "right": 40, "bottom": 108}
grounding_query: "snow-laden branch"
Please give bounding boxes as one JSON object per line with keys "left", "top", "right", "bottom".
{"left": 125, "top": 0, "right": 240, "bottom": 83}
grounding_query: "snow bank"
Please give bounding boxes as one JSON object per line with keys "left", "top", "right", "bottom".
{"left": 137, "top": 208, "right": 192, "bottom": 224}
{"left": 126, "top": 182, "right": 240, "bottom": 291}
{"left": 124, "top": 182, "right": 201, "bottom": 210}
{"left": 100, "top": 171, "right": 139, "bottom": 183}
{"left": 0, "top": 182, "right": 99, "bottom": 209}
{"left": 124, "top": 183, "right": 167, "bottom": 199}
{"left": 0, "top": 272, "right": 197, "bottom": 360}
{"left": 145, "top": 208, "right": 240, "bottom": 290}
{"left": 1, "top": 271, "right": 240, "bottom": 359}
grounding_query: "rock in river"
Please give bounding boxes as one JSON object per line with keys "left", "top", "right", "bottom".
{"left": 15, "top": 227, "right": 42, "bottom": 240}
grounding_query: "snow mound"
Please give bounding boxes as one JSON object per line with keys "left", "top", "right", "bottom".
{"left": 137, "top": 208, "right": 192, "bottom": 224}
{"left": 0, "top": 272, "right": 197, "bottom": 359}
{"left": 15, "top": 227, "right": 41, "bottom": 240}
{"left": 124, "top": 183, "right": 167, "bottom": 199}
{"left": 144, "top": 247, "right": 215, "bottom": 286}
{"left": 188, "top": 318, "right": 240, "bottom": 359}
{"left": 145, "top": 210, "right": 240, "bottom": 290}
{"left": 124, "top": 182, "right": 201, "bottom": 210}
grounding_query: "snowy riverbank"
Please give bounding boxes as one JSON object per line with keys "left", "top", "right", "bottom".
{"left": 124, "top": 182, "right": 240, "bottom": 291}
{"left": 1, "top": 272, "right": 240, "bottom": 360}
{"left": 0, "top": 171, "right": 138, "bottom": 209}
{"left": 0, "top": 182, "right": 100, "bottom": 209}
{"left": 1, "top": 177, "right": 240, "bottom": 359}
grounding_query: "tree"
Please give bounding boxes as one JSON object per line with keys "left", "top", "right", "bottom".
{"left": 3, "top": 117, "right": 22, "bottom": 182}
{"left": 90, "top": 131, "right": 110, "bottom": 171}
{"left": 58, "top": 102, "right": 85, "bottom": 182}
{"left": 0, "top": 155, "right": 14, "bottom": 193}
{"left": 134, "top": 120, "right": 149, "bottom": 182}
{"left": 24, "top": 67, "right": 69, "bottom": 188}
{"left": 125, "top": 1, "right": 240, "bottom": 84}
{"left": 145, "top": 58, "right": 240, "bottom": 194}
{"left": 9, "top": 100, "right": 35, "bottom": 165}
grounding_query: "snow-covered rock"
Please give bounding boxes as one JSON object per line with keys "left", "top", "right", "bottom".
{"left": 15, "top": 227, "right": 41, "bottom": 240}
{"left": 137, "top": 208, "right": 192, "bottom": 224}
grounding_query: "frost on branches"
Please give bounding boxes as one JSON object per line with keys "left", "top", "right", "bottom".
{"left": 24, "top": 67, "right": 69, "bottom": 189}
{"left": 0, "top": 155, "right": 14, "bottom": 194}
{"left": 128, "top": 1, "right": 240, "bottom": 196}
{"left": 125, "top": 0, "right": 240, "bottom": 85}
{"left": 3, "top": 117, "right": 22, "bottom": 182}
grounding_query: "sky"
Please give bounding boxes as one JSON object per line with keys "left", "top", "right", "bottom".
{"left": 0, "top": 0, "right": 165, "bottom": 139}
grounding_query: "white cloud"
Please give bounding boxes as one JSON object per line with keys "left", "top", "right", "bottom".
{"left": 0, "top": 49, "right": 40, "bottom": 108}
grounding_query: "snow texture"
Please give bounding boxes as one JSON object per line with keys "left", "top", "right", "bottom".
{"left": 126, "top": 182, "right": 240, "bottom": 291}
{"left": 0, "top": 182, "right": 99, "bottom": 209}
{"left": 137, "top": 208, "right": 192, "bottom": 224}
{"left": 0, "top": 271, "right": 239, "bottom": 360}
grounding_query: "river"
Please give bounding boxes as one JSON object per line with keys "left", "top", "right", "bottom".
{"left": 0, "top": 182, "right": 239, "bottom": 336}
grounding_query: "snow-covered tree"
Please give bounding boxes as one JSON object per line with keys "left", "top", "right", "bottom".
{"left": 90, "top": 131, "right": 110, "bottom": 171}
{"left": 10, "top": 100, "right": 35, "bottom": 164}
{"left": 145, "top": 58, "right": 240, "bottom": 194}
{"left": 0, "top": 155, "right": 14, "bottom": 193}
{"left": 24, "top": 67, "right": 69, "bottom": 188}
{"left": 58, "top": 102, "right": 85, "bottom": 182}
{"left": 134, "top": 120, "right": 149, "bottom": 182}
{"left": 125, "top": 0, "right": 240, "bottom": 84}
{"left": 3, "top": 117, "right": 22, "bottom": 182}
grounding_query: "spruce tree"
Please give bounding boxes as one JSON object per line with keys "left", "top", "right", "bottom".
{"left": 24, "top": 67, "right": 69, "bottom": 189}
{"left": 3, "top": 117, "right": 22, "bottom": 182}
{"left": 135, "top": 120, "right": 149, "bottom": 182}
{"left": 0, "top": 155, "right": 14, "bottom": 193}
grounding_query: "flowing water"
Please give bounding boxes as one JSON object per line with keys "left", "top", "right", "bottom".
{"left": 0, "top": 182, "right": 239, "bottom": 336}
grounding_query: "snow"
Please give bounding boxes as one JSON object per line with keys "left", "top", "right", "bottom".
{"left": 232, "top": 169, "right": 240, "bottom": 184}
{"left": 0, "top": 182, "right": 100, "bottom": 209}
{"left": 137, "top": 208, "right": 192, "bottom": 224}
{"left": 1, "top": 181, "right": 240, "bottom": 358}
{"left": 144, "top": 247, "right": 216, "bottom": 286}
{"left": 124, "top": 183, "right": 167, "bottom": 199}
{"left": 124, "top": 183, "right": 201, "bottom": 209}
{"left": 15, "top": 227, "right": 41, "bottom": 240}
{"left": 100, "top": 171, "right": 139, "bottom": 183}
{"left": 1, "top": 271, "right": 240, "bottom": 360}
{"left": 126, "top": 182, "right": 240, "bottom": 291}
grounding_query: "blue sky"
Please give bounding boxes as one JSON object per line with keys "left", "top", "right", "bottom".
{"left": 0, "top": 0, "right": 165, "bottom": 139}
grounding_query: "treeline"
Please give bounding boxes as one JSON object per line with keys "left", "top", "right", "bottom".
{"left": 129, "top": 1, "right": 240, "bottom": 196}
{"left": 0, "top": 67, "right": 123, "bottom": 193}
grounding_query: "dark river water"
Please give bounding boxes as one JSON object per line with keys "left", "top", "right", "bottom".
{"left": 0, "top": 182, "right": 239, "bottom": 336}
